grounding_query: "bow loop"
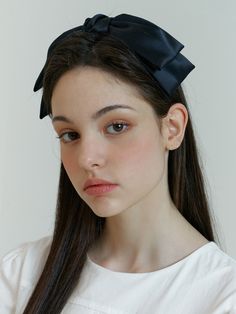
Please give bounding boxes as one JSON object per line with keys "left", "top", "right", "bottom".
{"left": 110, "top": 15, "right": 184, "bottom": 71}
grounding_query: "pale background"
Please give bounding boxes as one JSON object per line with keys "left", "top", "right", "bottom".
{"left": 0, "top": 0, "right": 235, "bottom": 259}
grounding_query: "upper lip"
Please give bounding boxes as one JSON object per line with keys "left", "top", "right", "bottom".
{"left": 83, "top": 178, "right": 115, "bottom": 190}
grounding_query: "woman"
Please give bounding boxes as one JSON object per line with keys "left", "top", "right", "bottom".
{"left": 0, "top": 13, "right": 235, "bottom": 314}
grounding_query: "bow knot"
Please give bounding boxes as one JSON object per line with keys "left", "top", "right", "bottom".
{"left": 83, "top": 14, "right": 112, "bottom": 33}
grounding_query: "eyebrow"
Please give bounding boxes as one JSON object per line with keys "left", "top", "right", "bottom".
{"left": 51, "top": 104, "right": 136, "bottom": 123}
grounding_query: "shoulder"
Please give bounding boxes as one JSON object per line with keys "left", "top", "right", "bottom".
{"left": 194, "top": 242, "right": 236, "bottom": 283}
{"left": 1, "top": 235, "right": 52, "bottom": 282}
{"left": 207, "top": 242, "right": 236, "bottom": 275}
{"left": 0, "top": 235, "right": 52, "bottom": 311}
{"left": 1, "top": 235, "right": 52, "bottom": 258}
{"left": 2, "top": 234, "right": 51, "bottom": 263}
{"left": 189, "top": 242, "right": 236, "bottom": 308}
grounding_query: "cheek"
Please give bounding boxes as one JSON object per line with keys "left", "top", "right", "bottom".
{"left": 60, "top": 149, "right": 78, "bottom": 177}
{"left": 114, "top": 132, "right": 164, "bottom": 178}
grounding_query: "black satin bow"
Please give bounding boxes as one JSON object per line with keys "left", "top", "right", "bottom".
{"left": 34, "top": 13, "right": 195, "bottom": 119}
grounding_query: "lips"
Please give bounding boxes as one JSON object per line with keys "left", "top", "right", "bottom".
{"left": 83, "top": 178, "right": 116, "bottom": 191}
{"left": 85, "top": 184, "right": 118, "bottom": 195}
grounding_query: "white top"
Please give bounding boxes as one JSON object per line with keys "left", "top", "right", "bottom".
{"left": 0, "top": 236, "right": 236, "bottom": 314}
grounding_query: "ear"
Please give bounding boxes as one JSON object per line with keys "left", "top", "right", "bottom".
{"left": 161, "top": 103, "right": 188, "bottom": 151}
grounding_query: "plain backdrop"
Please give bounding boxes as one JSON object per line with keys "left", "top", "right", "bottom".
{"left": 0, "top": 0, "right": 235, "bottom": 259}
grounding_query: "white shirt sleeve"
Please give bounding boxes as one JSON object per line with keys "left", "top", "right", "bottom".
{"left": 0, "top": 236, "right": 52, "bottom": 314}
{"left": 0, "top": 246, "right": 27, "bottom": 313}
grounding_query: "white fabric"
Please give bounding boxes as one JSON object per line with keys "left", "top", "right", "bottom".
{"left": 0, "top": 235, "right": 236, "bottom": 314}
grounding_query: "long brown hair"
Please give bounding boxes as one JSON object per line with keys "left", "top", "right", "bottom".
{"left": 23, "top": 31, "right": 221, "bottom": 313}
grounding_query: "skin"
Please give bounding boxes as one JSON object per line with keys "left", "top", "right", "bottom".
{"left": 51, "top": 66, "right": 209, "bottom": 273}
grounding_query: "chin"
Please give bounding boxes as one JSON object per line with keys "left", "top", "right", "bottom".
{"left": 87, "top": 200, "right": 128, "bottom": 218}
{"left": 91, "top": 207, "right": 124, "bottom": 218}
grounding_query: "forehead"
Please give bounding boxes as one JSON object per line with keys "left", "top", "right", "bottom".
{"left": 51, "top": 66, "right": 157, "bottom": 120}
{"left": 52, "top": 66, "right": 141, "bottom": 99}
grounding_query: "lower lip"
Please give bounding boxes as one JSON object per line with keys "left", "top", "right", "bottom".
{"left": 85, "top": 184, "right": 118, "bottom": 195}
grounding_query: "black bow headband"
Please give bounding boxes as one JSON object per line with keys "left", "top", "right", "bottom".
{"left": 34, "top": 13, "right": 195, "bottom": 119}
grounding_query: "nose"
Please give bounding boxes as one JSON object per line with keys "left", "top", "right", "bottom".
{"left": 76, "top": 136, "right": 106, "bottom": 171}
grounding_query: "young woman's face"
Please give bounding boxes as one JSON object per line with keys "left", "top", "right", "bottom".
{"left": 51, "top": 66, "right": 169, "bottom": 218}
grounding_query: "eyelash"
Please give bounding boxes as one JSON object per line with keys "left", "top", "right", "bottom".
{"left": 56, "top": 121, "right": 130, "bottom": 144}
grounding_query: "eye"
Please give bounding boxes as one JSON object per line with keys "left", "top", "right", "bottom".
{"left": 56, "top": 121, "right": 129, "bottom": 144}
{"left": 106, "top": 121, "right": 129, "bottom": 135}
{"left": 56, "top": 131, "right": 79, "bottom": 143}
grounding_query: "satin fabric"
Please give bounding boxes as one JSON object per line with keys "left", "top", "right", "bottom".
{"left": 33, "top": 13, "right": 195, "bottom": 119}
